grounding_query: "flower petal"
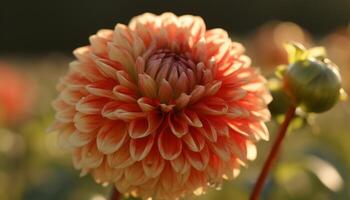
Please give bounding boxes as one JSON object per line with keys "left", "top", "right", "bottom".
{"left": 137, "top": 97, "right": 158, "bottom": 112}
{"left": 227, "top": 121, "right": 252, "bottom": 138}
{"left": 192, "top": 37, "right": 207, "bottom": 62}
{"left": 142, "top": 146, "right": 165, "bottom": 178}
{"left": 175, "top": 93, "right": 191, "bottom": 109}
{"left": 227, "top": 133, "right": 248, "bottom": 162}
{"left": 96, "top": 121, "right": 127, "bottom": 154}
{"left": 113, "top": 24, "right": 134, "bottom": 52}
{"left": 158, "top": 79, "right": 173, "bottom": 102}
{"left": 59, "top": 87, "right": 87, "bottom": 106}
{"left": 205, "top": 80, "right": 222, "bottom": 96}
{"left": 74, "top": 113, "right": 103, "bottom": 133}
{"left": 138, "top": 73, "right": 158, "bottom": 98}
{"left": 76, "top": 95, "right": 107, "bottom": 115}
{"left": 130, "top": 134, "right": 155, "bottom": 161}
{"left": 146, "top": 57, "right": 162, "bottom": 79}
{"left": 195, "top": 97, "right": 228, "bottom": 115}
{"left": 85, "top": 80, "right": 117, "bottom": 99}
{"left": 180, "top": 110, "right": 202, "bottom": 127}
{"left": 113, "top": 85, "right": 137, "bottom": 102}
{"left": 68, "top": 129, "right": 95, "bottom": 147}
{"left": 174, "top": 72, "right": 189, "bottom": 95}
{"left": 182, "top": 128, "right": 205, "bottom": 152}
{"left": 158, "top": 127, "right": 182, "bottom": 160}
{"left": 209, "top": 117, "right": 229, "bottom": 137}
{"left": 102, "top": 102, "right": 146, "bottom": 121}
{"left": 184, "top": 146, "right": 209, "bottom": 171}
{"left": 189, "top": 85, "right": 205, "bottom": 104}
{"left": 170, "top": 152, "right": 191, "bottom": 174}
{"left": 69, "top": 60, "right": 103, "bottom": 82}
{"left": 89, "top": 29, "right": 113, "bottom": 55}
{"left": 92, "top": 159, "right": 123, "bottom": 184}
{"left": 94, "top": 58, "right": 119, "bottom": 80}
{"left": 116, "top": 70, "right": 138, "bottom": 91}
{"left": 218, "top": 87, "right": 247, "bottom": 101}
{"left": 160, "top": 164, "right": 180, "bottom": 193}
{"left": 80, "top": 142, "right": 104, "bottom": 169}
{"left": 108, "top": 43, "right": 135, "bottom": 76}
{"left": 107, "top": 142, "right": 135, "bottom": 169}
{"left": 178, "top": 14, "right": 206, "bottom": 42}
{"left": 55, "top": 106, "right": 75, "bottom": 123}
{"left": 135, "top": 56, "right": 146, "bottom": 74}
{"left": 125, "top": 162, "right": 149, "bottom": 186}
{"left": 128, "top": 112, "right": 163, "bottom": 139}
{"left": 250, "top": 121, "right": 269, "bottom": 141}
{"left": 197, "top": 118, "right": 217, "bottom": 142}
{"left": 208, "top": 136, "right": 231, "bottom": 161}
{"left": 168, "top": 113, "right": 189, "bottom": 138}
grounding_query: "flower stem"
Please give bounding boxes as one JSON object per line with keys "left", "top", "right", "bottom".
{"left": 249, "top": 106, "right": 296, "bottom": 200}
{"left": 110, "top": 187, "right": 121, "bottom": 200}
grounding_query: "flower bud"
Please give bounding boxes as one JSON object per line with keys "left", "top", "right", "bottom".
{"left": 268, "top": 77, "right": 292, "bottom": 115}
{"left": 284, "top": 57, "right": 342, "bottom": 113}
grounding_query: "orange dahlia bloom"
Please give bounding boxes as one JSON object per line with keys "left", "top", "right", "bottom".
{"left": 51, "top": 13, "right": 271, "bottom": 199}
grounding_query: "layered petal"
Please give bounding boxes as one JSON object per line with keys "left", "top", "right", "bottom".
{"left": 158, "top": 127, "right": 183, "bottom": 160}
{"left": 96, "top": 121, "right": 127, "bottom": 154}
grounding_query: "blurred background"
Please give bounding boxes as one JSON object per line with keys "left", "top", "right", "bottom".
{"left": 1, "top": 0, "right": 350, "bottom": 199}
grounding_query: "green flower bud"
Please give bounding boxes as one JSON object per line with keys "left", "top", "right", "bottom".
{"left": 284, "top": 58, "right": 342, "bottom": 113}
{"left": 268, "top": 77, "right": 292, "bottom": 115}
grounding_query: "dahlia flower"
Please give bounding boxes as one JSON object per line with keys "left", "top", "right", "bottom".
{"left": 50, "top": 12, "right": 271, "bottom": 199}
{"left": 0, "top": 64, "right": 36, "bottom": 124}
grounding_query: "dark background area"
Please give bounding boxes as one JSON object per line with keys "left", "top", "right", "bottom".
{"left": 1, "top": 0, "right": 350, "bottom": 54}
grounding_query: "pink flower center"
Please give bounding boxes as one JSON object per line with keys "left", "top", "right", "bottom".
{"left": 145, "top": 49, "right": 201, "bottom": 95}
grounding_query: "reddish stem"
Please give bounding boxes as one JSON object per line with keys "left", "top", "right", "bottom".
{"left": 249, "top": 106, "right": 296, "bottom": 200}
{"left": 110, "top": 187, "right": 121, "bottom": 200}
